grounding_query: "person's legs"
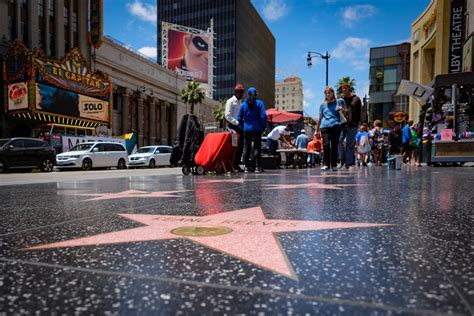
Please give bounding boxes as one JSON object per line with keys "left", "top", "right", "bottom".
{"left": 338, "top": 127, "right": 347, "bottom": 165}
{"left": 345, "top": 126, "right": 358, "bottom": 167}
{"left": 243, "top": 132, "right": 253, "bottom": 169}
{"left": 321, "top": 129, "right": 331, "bottom": 168}
{"left": 267, "top": 138, "right": 277, "bottom": 156}
{"left": 229, "top": 124, "right": 244, "bottom": 170}
{"left": 253, "top": 131, "right": 262, "bottom": 169}
{"left": 330, "top": 126, "right": 342, "bottom": 169}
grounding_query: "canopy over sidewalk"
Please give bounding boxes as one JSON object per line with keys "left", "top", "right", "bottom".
{"left": 266, "top": 108, "right": 302, "bottom": 123}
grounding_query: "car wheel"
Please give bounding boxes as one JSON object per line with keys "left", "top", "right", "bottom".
{"left": 117, "top": 158, "right": 127, "bottom": 169}
{"left": 1, "top": 160, "right": 9, "bottom": 173}
{"left": 149, "top": 159, "right": 156, "bottom": 168}
{"left": 40, "top": 158, "right": 54, "bottom": 172}
{"left": 82, "top": 158, "right": 93, "bottom": 170}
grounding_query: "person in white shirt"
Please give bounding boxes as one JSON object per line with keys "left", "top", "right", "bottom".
{"left": 225, "top": 84, "right": 245, "bottom": 172}
{"left": 266, "top": 124, "right": 294, "bottom": 156}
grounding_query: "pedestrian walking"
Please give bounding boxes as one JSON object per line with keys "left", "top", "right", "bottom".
{"left": 316, "top": 86, "right": 346, "bottom": 171}
{"left": 338, "top": 83, "right": 362, "bottom": 169}
{"left": 402, "top": 120, "right": 413, "bottom": 164}
{"left": 370, "top": 120, "right": 384, "bottom": 166}
{"left": 225, "top": 83, "right": 246, "bottom": 172}
{"left": 356, "top": 123, "right": 371, "bottom": 166}
{"left": 237, "top": 87, "right": 268, "bottom": 173}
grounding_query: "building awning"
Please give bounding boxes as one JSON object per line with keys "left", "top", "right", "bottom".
{"left": 434, "top": 72, "right": 474, "bottom": 87}
{"left": 8, "top": 111, "right": 106, "bottom": 128}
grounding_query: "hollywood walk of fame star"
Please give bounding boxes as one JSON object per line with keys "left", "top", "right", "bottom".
{"left": 263, "top": 182, "right": 366, "bottom": 190}
{"left": 65, "top": 189, "right": 190, "bottom": 201}
{"left": 197, "top": 179, "right": 260, "bottom": 184}
{"left": 308, "top": 175, "right": 353, "bottom": 178}
{"left": 26, "top": 207, "right": 391, "bottom": 279}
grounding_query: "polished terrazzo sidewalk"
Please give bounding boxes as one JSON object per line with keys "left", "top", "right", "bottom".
{"left": 0, "top": 166, "right": 473, "bottom": 315}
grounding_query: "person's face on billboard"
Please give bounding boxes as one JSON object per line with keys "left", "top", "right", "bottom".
{"left": 183, "top": 34, "right": 209, "bottom": 82}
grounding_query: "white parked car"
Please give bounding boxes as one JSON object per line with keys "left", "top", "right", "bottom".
{"left": 56, "top": 142, "right": 128, "bottom": 170}
{"left": 128, "top": 145, "right": 172, "bottom": 168}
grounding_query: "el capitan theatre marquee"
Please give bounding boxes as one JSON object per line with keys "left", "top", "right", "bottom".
{"left": 3, "top": 40, "right": 111, "bottom": 129}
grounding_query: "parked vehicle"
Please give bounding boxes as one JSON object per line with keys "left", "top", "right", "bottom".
{"left": 128, "top": 145, "right": 173, "bottom": 168}
{"left": 0, "top": 137, "right": 56, "bottom": 172}
{"left": 55, "top": 142, "right": 128, "bottom": 170}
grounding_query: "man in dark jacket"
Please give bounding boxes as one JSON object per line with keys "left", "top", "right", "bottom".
{"left": 338, "top": 83, "right": 362, "bottom": 169}
{"left": 237, "top": 87, "right": 267, "bottom": 173}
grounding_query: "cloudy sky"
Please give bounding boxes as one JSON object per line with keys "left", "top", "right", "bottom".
{"left": 103, "top": 0, "right": 431, "bottom": 118}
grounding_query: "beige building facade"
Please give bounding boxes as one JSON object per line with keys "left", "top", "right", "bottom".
{"left": 275, "top": 76, "right": 303, "bottom": 112}
{"left": 409, "top": 0, "right": 471, "bottom": 121}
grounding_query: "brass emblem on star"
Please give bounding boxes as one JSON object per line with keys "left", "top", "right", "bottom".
{"left": 171, "top": 226, "right": 233, "bottom": 237}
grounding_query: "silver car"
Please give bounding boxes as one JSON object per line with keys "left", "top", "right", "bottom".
{"left": 56, "top": 142, "right": 128, "bottom": 170}
{"left": 128, "top": 145, "right": 173, "bottom": 168}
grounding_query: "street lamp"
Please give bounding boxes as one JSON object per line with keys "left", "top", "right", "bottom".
{"left": 307, "top": 51, "right": 330, "bottom": 87}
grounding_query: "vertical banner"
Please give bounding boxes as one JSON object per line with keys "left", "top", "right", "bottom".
{"left": 90, "top": 0, "right": 104, "bottom": 49}
{"left": 448, "top": 0, "right": 466, "bottom": 73}
{"left": 161, "top": 22, "right": 214, "bottom": 98}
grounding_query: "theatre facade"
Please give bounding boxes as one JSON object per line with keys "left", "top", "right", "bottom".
{"left": 2, "top": 40, "right": 111, "bottom": 137}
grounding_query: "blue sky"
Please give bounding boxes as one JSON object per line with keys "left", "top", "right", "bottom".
{"left": 103, "top": 0, "right": 431, "bottom": 118}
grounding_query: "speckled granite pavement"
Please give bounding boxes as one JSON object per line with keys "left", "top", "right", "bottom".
{"left": 0, "top": 167, "right": 473, "bottom": 315}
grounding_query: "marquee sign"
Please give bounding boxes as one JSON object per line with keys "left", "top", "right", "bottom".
{"left": 3, "top": 41, "right": 111, "bottom": 125}
{"left": 34, "top": 48, "right": 110, "bottom": 97}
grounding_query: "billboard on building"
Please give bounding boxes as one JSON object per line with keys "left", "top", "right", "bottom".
{"left": 7, "top": 82, "right": 29, "bottom": 110}
{"left": 161, "top": 22, "right": 214, "bottom": 98}
{"left": 35, "top": 83, "right": 110, "bottom": 122}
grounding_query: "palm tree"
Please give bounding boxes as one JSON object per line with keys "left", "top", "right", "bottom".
{"left": 213, "top": 98, "right": 227, "bottom": 128}
{"left": 336, "top": 76, "right": 356, "bottom": 97}
{"left": 181, "top": 80, "right": 205, "bottom": 114}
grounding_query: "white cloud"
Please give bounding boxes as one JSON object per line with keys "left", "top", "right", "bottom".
{"left": 138, "top": 46, "right": 157, "bottom": 59}
{"left": 303, "top": 88, "right": 319, "bottom": 109}
{"left": 331, "top": 37, "right": 371, "bottom": 70}
{"left": 126, "top": 0, "right": 157, "bottom": 24}
{"left": 341, "top": 5, "right": 377, "bottom": 27}
{"left": 262, "top": 0, "right": 289, "bottom": 21}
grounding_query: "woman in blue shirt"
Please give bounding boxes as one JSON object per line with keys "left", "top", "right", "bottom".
{"left": 315, "top": 86, "right": 346, "bottom": 171}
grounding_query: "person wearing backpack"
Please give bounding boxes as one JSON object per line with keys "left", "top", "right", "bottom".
{"left": 370, "top": 120, "right": 384, "bottom": 166}
{"left": 356, "top": 123, "right": 371, "bottom": 166}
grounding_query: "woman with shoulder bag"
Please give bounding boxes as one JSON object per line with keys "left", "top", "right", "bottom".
{"left": 315, "top": 86, "right": 346, "bottom": 171}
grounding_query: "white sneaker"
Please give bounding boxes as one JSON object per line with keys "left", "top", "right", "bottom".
{"left": 321, "top": 166, "right": 329, "bottom": 170}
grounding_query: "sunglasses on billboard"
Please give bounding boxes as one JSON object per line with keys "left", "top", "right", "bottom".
{"left": 192, "top": 36, "right": 208, "bottom": 51}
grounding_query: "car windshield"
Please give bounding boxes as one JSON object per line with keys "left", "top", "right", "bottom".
{"left": 137, "top": 147, "right": 156, "bottom": 154}
{"left": 69, "top": 143, "right": 94, "bottom": 151}
{"left": 0, "top": 139, "right": 9, "bottom": 147}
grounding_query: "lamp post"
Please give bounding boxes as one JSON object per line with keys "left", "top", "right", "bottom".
{"left": 307, "top": 51, "right": 330, "bottom": 86}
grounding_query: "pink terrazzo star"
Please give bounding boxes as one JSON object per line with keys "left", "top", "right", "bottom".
{"left": 263, "top": 182, "right": 366, "bottom": 190}
{"left": 197, "top": 179, "right": 260, "bottom": 184}
{"left": 26, "top": 207, "right": 390, "bottom": 279}
{"left": 66, "top": 189, "right": 190, "bottom": 201}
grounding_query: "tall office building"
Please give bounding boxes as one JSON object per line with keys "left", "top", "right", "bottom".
{"left": 368, "top": 43, "right": 411, "bottom": 127}
{"left": 0, "top": 0, "right": 89, "bottom": 60}
{"left": 157, "top": 0, "right": 275, "bottom": 106}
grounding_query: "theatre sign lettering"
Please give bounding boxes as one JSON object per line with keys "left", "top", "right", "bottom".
{"left": 448, "top": 0, "right": 466, "bottom": 74}
{"left": 3, "top": 40, "right": 111, "bottom": 126}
